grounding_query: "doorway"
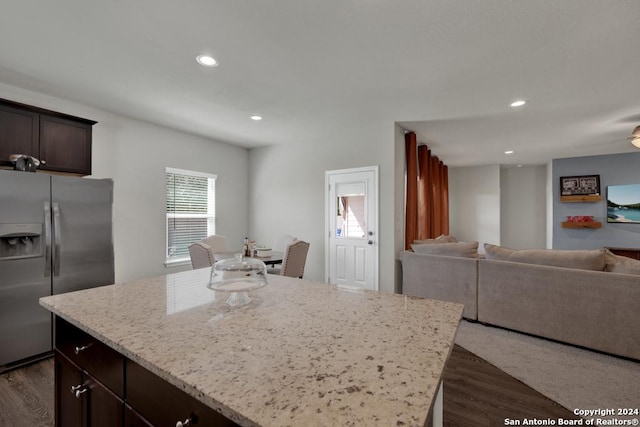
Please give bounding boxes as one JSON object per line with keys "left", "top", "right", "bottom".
{"left": 325, "top": 166, "right": 379, "bottom": 290}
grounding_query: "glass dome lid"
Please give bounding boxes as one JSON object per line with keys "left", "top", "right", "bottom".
{"left": 207, "top": 254, "right": 268, "bottom": 293}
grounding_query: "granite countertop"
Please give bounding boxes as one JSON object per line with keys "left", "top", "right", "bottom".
{"left": 40, "top": 269, "right": 463, "bottom": 427}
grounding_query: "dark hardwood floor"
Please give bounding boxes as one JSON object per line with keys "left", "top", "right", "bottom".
{"left": 443, "top": 346, "right": 581, "bottom": 426}
{"left": 0, "top": 357, "right": 54, "bottom": 427}
{"left": 1, "top": 345, "right": 580, "bottom": 427}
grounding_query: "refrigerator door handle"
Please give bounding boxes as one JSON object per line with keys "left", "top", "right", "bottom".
{"left": 44, "top": 202, "right": 52, "bottom": 277}
{"left": 53, "top": 203, "right": 61, "bottom": 277}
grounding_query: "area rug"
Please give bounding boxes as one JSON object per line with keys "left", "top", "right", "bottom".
{"left": 455, "top": 321, "right": 640, "bottom": 420}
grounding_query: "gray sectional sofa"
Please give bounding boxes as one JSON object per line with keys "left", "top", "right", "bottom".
{"left": 400, "top": 244, "right": 640, "bottom": 360}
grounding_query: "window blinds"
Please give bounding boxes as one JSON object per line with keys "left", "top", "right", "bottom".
{"left": 166, "top": 169, "right": 216, "bottom": 261}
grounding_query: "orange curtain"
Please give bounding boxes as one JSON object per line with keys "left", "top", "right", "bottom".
{"left": 405, "top": 132, "right": 449, "bottom": 249}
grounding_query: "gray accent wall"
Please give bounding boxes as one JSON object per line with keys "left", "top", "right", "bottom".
{"left": 553, "top": 152, "right": 640, "bottom": 250}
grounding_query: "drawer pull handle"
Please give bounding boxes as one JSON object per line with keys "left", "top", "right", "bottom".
{"left": 74, "top": 343, "right": 92, "bottom": 354}
{"left": 176, "top": 415, "right": 197, "bottom": 427}
{"left": 71, "top": 384, "right": 88, "bottom": 398}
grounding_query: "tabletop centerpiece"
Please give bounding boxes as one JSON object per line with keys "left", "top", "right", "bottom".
{"left": 207, "top": 254, "right": 268, "bottom": 307}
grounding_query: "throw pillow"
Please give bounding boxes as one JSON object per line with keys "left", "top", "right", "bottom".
{"left": 605, "top": 249, "right": 640, "bottom": 275}
{"left": 412, "top": 241, "right": 478, "bottom": 258}
{"left": 414, "top": 235, "right": 457, "bottom": 245}
{"left": 484, "top": 243, "right": 605, "bottom": 271}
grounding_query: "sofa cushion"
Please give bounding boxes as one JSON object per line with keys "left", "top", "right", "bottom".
{"left": 484, "top": 243, "right": 605, "bottom": 271}
{"left": 412, "top": 241, "right": 478, "bottom": 258}
{"left": 414, "top": 234, "right": 457, "bottom": 244}
{"left": 605, "top": 249, "right": 640, "bottom": 275}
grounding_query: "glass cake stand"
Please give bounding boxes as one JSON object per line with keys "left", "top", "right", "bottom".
{"left": 207, "top": 254, "right": 268, "bottom": 307}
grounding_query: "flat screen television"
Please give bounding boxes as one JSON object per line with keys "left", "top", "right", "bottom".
{"left": 607, "top": 183, "right": 640, "bottom": 224}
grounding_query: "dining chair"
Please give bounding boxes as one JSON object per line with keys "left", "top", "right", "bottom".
{"left": 272, "top": 234, "right": 297, "bottom": 253}
{"left": 279, "top": 240, "right": 310, "bottom": 278}
{"left": 188, "top": 242, "right": 214, "bottom": 269}
{"left": 202, "top": 234, "right": 227, "bottom": 253}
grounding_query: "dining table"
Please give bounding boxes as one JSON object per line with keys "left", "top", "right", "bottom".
{"left": 214, "top": 251, "right": 284, "bottom": 267}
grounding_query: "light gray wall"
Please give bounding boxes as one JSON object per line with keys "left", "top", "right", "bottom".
{"left": 248, "top": 122, "right": 396, "bottom": 293}
{"left": 500, "top": 165, "right": 547, "bottom": 249}
{"left": 449, "top": 165, "right": 501, "bottom": 252}
{"left": 553, "top": 152, "right": 640, "bottom": 249}
{"left": 546, "top": 160, "right": 553, "bottom": 249}
{"left": 393, "top": 124, "right": 406, "bottom": 293}
{"left": 1, "top": 83, "right": 250, "bottom": 283}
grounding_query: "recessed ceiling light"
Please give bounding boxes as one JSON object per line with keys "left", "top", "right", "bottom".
{"left": 517, "top": 164, "right": 523, "bottom": 168}
{"left": 505, "top": 150, "right": 514, "bottom": 155}
{"left": 510, "top": 100, "right": 526, "bottom": 107}
{"left": 196, "top": 55, "right": 219, "bottom": 67}
{"left": 250, "top": 115, "right": 262, "bottom": 121}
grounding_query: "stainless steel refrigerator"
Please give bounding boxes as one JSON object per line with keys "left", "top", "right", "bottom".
{"left": 0, "top": 170, "right": 114, "bottom": 370}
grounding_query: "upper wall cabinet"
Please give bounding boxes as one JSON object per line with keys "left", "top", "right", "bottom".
{"left": 0, "top": 102, "right": 39, "bottom": 162}
{"left": 0, "top": 98, "right": 97, "bottom": 175}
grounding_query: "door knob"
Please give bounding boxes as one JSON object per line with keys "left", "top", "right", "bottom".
{"left": 368, "top": 240, "right": 373, "bottom": 245}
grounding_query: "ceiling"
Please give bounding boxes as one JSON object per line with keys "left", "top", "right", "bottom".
{"left": 1, "top": 1, "right": 639, "bottom": 167}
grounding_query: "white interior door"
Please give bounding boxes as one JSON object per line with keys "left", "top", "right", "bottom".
{"left": 325, "top": 166, "right": 378, "bottom": 290}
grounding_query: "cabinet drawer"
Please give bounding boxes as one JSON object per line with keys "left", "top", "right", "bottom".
{"left": 124, "top": 404, "right": 154, "bottom": 427}
{"left": 55, "top": 316, "right": 124, "bottom": 398}
{"left": 126, "top": 360, "right": 238, "bottom": 427}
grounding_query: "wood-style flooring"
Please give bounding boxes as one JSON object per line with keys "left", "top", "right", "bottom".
{"left": 0, "top": 345, "right": 581, "bottom": 427}
{"left": 0, "top": 357, "right": 54, "bottom": 427}
{"left": 443, "top": 345, "right": 581, "bottom": 426}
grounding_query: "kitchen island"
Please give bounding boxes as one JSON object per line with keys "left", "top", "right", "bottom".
{"left": 40, "top": 268, "right": 463, "bottom": 427}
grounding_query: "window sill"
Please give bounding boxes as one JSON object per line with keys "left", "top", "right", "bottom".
{"left": 164, "top": 258, "right": 191, "bottom": 268}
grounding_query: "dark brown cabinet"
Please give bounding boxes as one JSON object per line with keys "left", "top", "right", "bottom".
{"left": 55, "top": 350, "right": 124, "bottom": 427}
{"left": 54, "top": 316, "right": 239, "bottom": 427}
{"left": 55, "top": 350, "right": 83, "bottom": 427}
{"left": 0, "top": 103, "right": 39, "bottom": 164}
{"left": 127, "top": 359, "right": 238, "bottom": 427}
{"left": 124, "top": 405, "right": 154, "bottom": 427}
{"left": 0, "top": 98, "right": 96, "bottom": 175}
{"left": 55, "top": 317, "right": 124, "bottom": 427}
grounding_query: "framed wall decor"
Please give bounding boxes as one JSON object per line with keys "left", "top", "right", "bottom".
{"left": 560, "top": 174, "right": 601, "bottom": 197}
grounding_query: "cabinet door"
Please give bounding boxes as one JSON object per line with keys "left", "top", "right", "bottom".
{"left": 127, "top": 360, "right": 238, "bottom": 427}
{"left": 55, "top": 351, "right": 84, "bottom": 427}
{"left": 84, "top": 372, "right": 124, "bottom": 427}
{"left": 0, "top": 103, "right": 39, "bottom": 165}
{"left": 39, "top": 114, "right": 92, "bottom": 175}
{"left": 55, "top": 350, "right": 124, "bottom": 427}
{"left": 55, "top": 317, "right": 124, "bottom": 398}
{"left": 124, "top": 405, "right": 154, "bottom": 427}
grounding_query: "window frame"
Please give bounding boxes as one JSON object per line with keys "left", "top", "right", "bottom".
{"left": 165, "top": 167, "right": 217, "bottom": 266}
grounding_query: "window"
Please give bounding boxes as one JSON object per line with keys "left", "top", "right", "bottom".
{"left": 166, "top": 167, "right": 216, "bottom": 263}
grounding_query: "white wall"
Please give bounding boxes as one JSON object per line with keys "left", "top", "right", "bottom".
{"left": 500, "top": 165, "right": 547, "bottom": 249}
{"left": 448, "top": 165, "right": 501, "bottom": 251}
{"left": 248, "top": 122, "right": 396, "bottom": 293}
{"left": 0, "top": 83, "right": 249, "bottom": 283}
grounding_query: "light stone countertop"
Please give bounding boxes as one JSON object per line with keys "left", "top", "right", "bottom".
{"left": 40, "top": 269, "right": 463, "bottom": 427}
